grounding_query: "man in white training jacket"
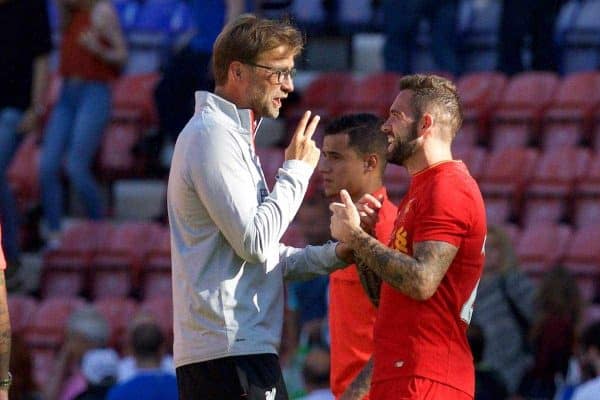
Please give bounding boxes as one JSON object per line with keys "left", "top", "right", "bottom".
{"left": 167, "top": 14, "right": 351, "bottom": 400}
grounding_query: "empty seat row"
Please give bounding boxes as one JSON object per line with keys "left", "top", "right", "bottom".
{"left": 497, "top": 223, "right": 600, "bottom": 302}
{"left": 40, "top": 221, "right": 170, "bottom": 299}
{"left": 288, "top": 71, "right": 600, "bottom": 151}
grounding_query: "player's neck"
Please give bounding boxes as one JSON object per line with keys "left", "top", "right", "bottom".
{"left": 406, "top": 143, "right": 452, "bottom": 175}
{"left": 356, "top": 179, "right": 384, "bottom": 202}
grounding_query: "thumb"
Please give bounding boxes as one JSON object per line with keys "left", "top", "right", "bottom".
{"left": 340, "top": 189, "right": 353, "bottom": 208}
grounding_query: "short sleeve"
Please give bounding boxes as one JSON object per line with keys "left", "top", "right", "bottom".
{"left": 412, "top": 175, "right": 472, "bottom": 247}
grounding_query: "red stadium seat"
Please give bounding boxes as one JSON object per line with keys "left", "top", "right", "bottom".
{"left": 521, "top": 198, "right": 568, "bottom": 226}
{"left": 24, "top": 297, "right": 87, "bottom": 350}
{"left": 140, "top": 226, "right": 172, "bottom": 299}
{"left": 338, "top": 72, "right": 401, "bottom": 117}
{"left": 94, "top": 297, "right": 138, "bottom": 349}
{"left": 145, "top": 226, "right": 170, "bottom": 270}
{"left": 255, "top": 145, "right": 285, "bottom": 190}
{"left": 111, "top": 73, "right": 160, "bottom": 126}
{"left": 576, "top": 151, "right": 600, "bottom": 195}
{"left": 561, "top": 225, "right": 600, "bottom": 301}
{"left": 457, "top": 71, "right": 507, "bottom": 146}
{"left": 286, "top": 72, "right": 355, "bottom": 126}
{"left": 98, "top": 122, "right": 144, "bottom": 180}
{"left": 593, "top": 112, "right": 600, "bottom": 150}
{"left": 529, "top": 148, "right": 591, "bottom": 191}
{"left": 90, "top": 222, "right": 162, "bottom": 299}
{"left": 484, "top": 197, "right": 513, "bottom": 225}
{"left": 453, "top": 145, "right": 487, "bottom": 181}
{"left": 489, "top": 72, "right": 559, "bottom": 149}
{"left": 541, "top": 71, "right": 600, "bottom": 149}
{"left": 521, "top": 148, "right": 591, "bottom": 225}
{"left": 41, "top": 221, "right": 113, "bottom": 298}
{"left": 479, "top": 148, "right": 538, "bottom": 223}
{"left": 479, "top": 148, "right": 538, "bottom": 197}
{"left": 572, "top": 197, "right": 600, "bottom": 228}
{"left": 7, "top": 295, "right": 37, "bottom": 335}
{"left": 516, "top": 224, "right": 572, "bottom": 276}
{"left": 573, "top": 152, "right": 600, "bottom": 227}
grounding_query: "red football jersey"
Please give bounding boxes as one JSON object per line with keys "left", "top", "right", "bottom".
{"left": 372, "top": 161, "right": 486, "bottom": 397}
{"left": 329, "top": 187, "right": 397, "bottom": 399}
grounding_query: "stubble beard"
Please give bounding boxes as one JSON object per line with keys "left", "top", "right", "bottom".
{"left": 387, "top": 122, "right": 419, "bottom": 166}
{"left": 249, "top": 82, "right": 279, "bottom": 119}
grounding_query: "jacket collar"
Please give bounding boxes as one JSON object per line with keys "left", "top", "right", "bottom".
{"left": 194, "top": 91, "right": 262, "bottom": 135}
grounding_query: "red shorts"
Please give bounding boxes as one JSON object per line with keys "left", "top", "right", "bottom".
{"left": 370, "top": 376, "right": 473, "bottom": 400}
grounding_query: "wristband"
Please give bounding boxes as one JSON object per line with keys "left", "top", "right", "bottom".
{"left": 0, "top": 372, "right": 11, "bottom": 390}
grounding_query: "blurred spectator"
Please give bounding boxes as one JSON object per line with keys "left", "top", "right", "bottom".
{"left": 39, "top": 0, "right": 127, "bottom": 244}
{"left": 116, "top": 313, "right": 174, "bottom": 382}
{"left": 9, "top": 335, "right": 41, "bottom": 400}
{"left": 148, "top": 0, "right": 245, "bottom": 169}
{"left": 0, "top": 0, "right": 52, "bottom": 288}
{"left": 517, "top": 265, "right": 583, "bottom": 400}
{"left": 498, "top": 0, "right": 565, "bottom": 75}
{"left": 472, "top": 225, "right": 535, "bottom": 394}
{"left": 107, "top": 322, "right": 178, "bottom": 400}
{"left": 44, "top": 306, "right": 110, "bottom": 400}
{"left": 287, "top": 198, "right": 331, "bottom": 342}
{"left": 467, "top": 323, "right": 509, "bottom": 400}
{"left": 74, "top": 348, "right": 119, "bottom": 400}
{"left": 299, "top": 347, "right": 334, "bottom": 400}
{"left": 571, "top": 321, "right": 600, "bottom": 400}
{"left": 382, "top": 0, "right": 460, "bottom": 75}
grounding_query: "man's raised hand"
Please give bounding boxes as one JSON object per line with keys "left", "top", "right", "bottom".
{"left": 284, "top": 110, "right": 321, "bottom": 168}
{"left": 329, "top": 189, "right": 361, "bottom": 243}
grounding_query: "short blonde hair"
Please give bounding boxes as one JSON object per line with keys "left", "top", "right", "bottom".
{"left": 212, "top": 14, "right": 303, "bottom": 86}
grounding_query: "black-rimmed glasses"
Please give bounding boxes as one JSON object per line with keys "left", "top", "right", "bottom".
{"left": 245, "top": 62, "right": 297, "bottom": 84}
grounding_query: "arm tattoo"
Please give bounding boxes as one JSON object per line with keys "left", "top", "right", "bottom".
{"left": 349, "top": 230, "right": 458, "bottom": 300}
{"left": 340, "top": 358, "right": 373, "bottom": 400}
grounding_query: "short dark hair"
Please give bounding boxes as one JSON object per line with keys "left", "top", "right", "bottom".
{"left": 398, "top": 74, "right": 463, "bottom": 136}
{"left": 581, "top": 320, "right": 600, "bottom": 351}
{"left": 324, "top": 113, "right": 387, "bottom": 170}
{"left": 213, "top": 14, "right": 303, "bottom": 86}
{"left": 131, "top": 322, "right": 164, "bottom": 358}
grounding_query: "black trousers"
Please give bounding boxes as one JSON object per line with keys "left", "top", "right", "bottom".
{"left": 176, "top": 353, "right": 289, "bottom": 400}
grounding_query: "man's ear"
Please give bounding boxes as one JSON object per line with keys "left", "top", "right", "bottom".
{"left": 229, "top": 61, "right": 244, "bottom": 80}
{"left": 364, "top": 154, "right": 378, "bottom": 172}
{"left": 419, "top": 113, "right": 433, "bottom": 135}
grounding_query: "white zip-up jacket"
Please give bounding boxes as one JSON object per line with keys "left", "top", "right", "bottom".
{"left": 167, "top": 92, "right": 345, "bottom": 368}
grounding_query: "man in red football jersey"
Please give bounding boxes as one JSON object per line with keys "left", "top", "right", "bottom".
{"left": 330, "top": 74, "right": 486, "bottom": 400}
{"left": 319, "top": 113, "right": 397, "bottom": 399}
